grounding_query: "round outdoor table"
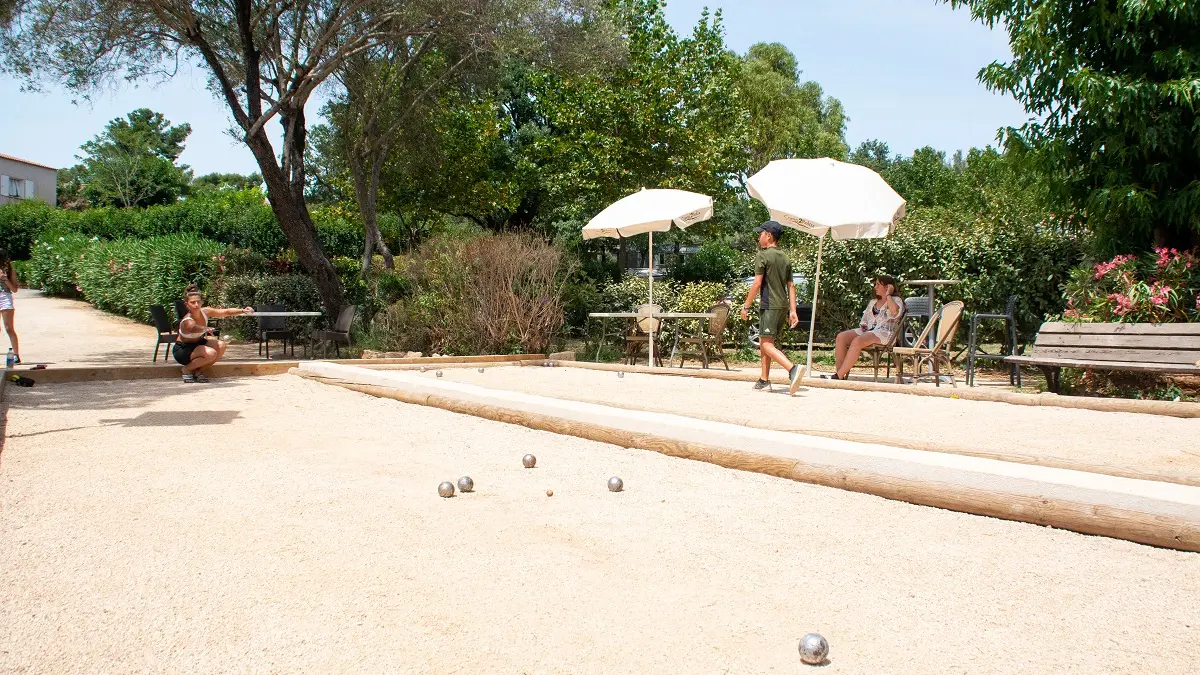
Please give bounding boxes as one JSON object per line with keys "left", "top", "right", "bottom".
{"left": 245, "top": 311, "right": 323, "bottom": 317}
{"left": 588, "top": 312, "right": 717, "bottom": 365}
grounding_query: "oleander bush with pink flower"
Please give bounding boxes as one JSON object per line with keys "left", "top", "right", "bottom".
{"left": 1062, "top": 248, "right": 1200, "bottom": 323}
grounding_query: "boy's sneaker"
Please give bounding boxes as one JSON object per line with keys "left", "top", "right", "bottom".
{"left": 194, "top": 374, "right": 209, "bottom": 383}
{"left": 753, "top": 379, "right": 771, "bottom": 391}
{"left": 182, "top": 373, "right": 196, "bottom": 383}
{"left": 788, "top": 364, "right": 801, "bottom": 386}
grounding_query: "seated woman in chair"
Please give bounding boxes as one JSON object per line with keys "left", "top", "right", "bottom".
{"left": 829, "top": 275, "right": 902, "bottom": 380}
{"left": 173, "top": 285, "right": 253, "bottom": 383}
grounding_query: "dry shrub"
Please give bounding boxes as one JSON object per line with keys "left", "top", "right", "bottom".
{"left": 370, "top": 234, "right": 574, "bottom": 355}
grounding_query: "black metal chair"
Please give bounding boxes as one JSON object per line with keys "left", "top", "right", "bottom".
{"left": 309, "top": 305, "right": 357, "bottom": 358}
{"left": 256, "top": 304, "right": 295, "bottom": 360}
{"left": 966, "top": 295, "right": 1021, "bottom": 387}
{"left": 174, "top": 300, "right": 188, "bottom": 327}
{"left": 149, "top": 305, "right": 178, "bottom": 362}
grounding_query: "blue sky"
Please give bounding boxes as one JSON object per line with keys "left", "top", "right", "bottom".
{"left": 0, "top": 0, "right": 1026, "bottom": 175}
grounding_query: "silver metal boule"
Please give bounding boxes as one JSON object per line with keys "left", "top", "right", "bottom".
{"left": 419, "top": 366, "right": 426, "bottom": 372}
{"left": 522, "top": 454, "right": 537, "bottom": 468}
{"left": 436, "top": 370, "right": 443, "bottom": 377}
{"left": 608, "top": 476, "right": 623, "bottom": 492}
{"left": 798, "top": 633, "right": 828, "bottom": 665}
{"left": 438, "top": 481, "right": 455, "bottom": 498}
{"left": 617, "top": 371, "right": 624, "bottom": 378}
{"left": 457, "top": 476, "right": 474, "bottom": 493}
{"left": 478, "top": 368, "right": 485, "bottom": 373}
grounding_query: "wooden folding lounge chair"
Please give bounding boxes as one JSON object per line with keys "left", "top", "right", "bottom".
{"left": 623, "top": 304, "right": 664, "bottom": 367}
{"left": 893, "top": 300, "right": 965, "bottom": 387}
{"left": 676, "top": 302, "right": 731, "bottom": 370}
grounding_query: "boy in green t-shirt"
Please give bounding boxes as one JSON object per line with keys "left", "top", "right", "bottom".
{"left": 740, "top": 221, "right": 802, "bottom": 391}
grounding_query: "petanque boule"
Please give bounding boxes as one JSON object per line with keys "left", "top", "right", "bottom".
{"left": 608, "top": 476, "right": 623, "bottom": 492}
{"left": 436, "top": 370, "right": 443, "bottom": 377}
{"left": 546, "top": 489, "right": 554, "bottom": 497}
{"left": 798, "top": 633, "right": 828, "bottom": 665}
{"left": 618, "top": 371, "right": 625, "bottom": 379}
{"left": 478, "top": 368, "right": 485, "bottom": 373}
{"left": 438, "top": 481, "right": 456, "bottom": 498}
{"left": 523, "top": 454, "right": 537, "bottom": 468}
{"left": 457, "top": 476, "right": 474, "bottom": 493}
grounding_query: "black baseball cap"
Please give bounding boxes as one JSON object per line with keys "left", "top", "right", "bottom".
{"left": 754, "top": 220, "right": 784, "bottom": 238}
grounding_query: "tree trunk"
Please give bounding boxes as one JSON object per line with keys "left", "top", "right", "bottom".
{"left": 245, "top": 129, "right": 346, "bottom": 315}
{"left": 352, "top": 152, "right": 395, "bottom": 277}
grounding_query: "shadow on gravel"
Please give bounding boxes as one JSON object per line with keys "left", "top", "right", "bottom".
{"left": 2, "top": 378, "right": 249, "bottom": 411}
{"left": 99, "top": 410, "right": 242, "bottom": 427}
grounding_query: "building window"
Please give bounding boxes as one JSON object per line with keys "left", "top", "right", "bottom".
{"left": 0, "top": 176, "right": 35, "bottom": 199}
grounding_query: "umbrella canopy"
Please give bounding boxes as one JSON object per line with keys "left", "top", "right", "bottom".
{"left": 747, "top": 158, "right": 906, "bottom": 379}
{"left": 581, "top": 188, "right": 714, "bottom": 240}
{"left": 582, "top": 188, "right": 714, "bottom": 368}
{"left": 747, "top": 158, "right": 905, "bottom": 240}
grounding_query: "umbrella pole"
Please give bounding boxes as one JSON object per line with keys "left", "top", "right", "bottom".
{"left": 805, "top": 235, "right": 823, "bottom": 376}
{"left": 648, "top": 230, "right": 655, "bottom": 368}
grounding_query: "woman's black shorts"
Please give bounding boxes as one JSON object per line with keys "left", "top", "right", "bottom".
{"left": 173, "top": 340, "right": 207, "bottom": 365}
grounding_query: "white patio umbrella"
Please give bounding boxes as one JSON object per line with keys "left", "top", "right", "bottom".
{"left": 747, "top": 158, "right": 906, "bottom": 375}
{"left": 582, "top": 188, "right": 714, "bottom": 367}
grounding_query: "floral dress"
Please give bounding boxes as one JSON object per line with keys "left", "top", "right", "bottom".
{"left": 854, "top": 296, "right": 903, "bottom": 343}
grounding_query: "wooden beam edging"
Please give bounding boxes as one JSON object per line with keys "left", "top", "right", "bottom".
{"left": 553, "top": 361, "right": 1200, "bottom": 419}
{"left": 294, "top": 362, "right": 1200, "bottom": 552}
{"left": 13, "top": 354, "right": 546, "bottom": 385}
{"left": 498, "top": 386, "right": 1200, "bottom": 488}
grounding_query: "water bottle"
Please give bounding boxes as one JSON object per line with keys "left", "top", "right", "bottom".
{"left": 5, "top": 348, "right": 13, "bottom": 369}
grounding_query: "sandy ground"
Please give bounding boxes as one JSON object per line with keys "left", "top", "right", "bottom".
{"left": 430, "top": 365, "right": 1200, "bottom": 486}
{"left": 3, "top": 374, "right": 1199, "bottom": 673}
{"left": 6, "top": 289, "right": 300, "bottom": 367}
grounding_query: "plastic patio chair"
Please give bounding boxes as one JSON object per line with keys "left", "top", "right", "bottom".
{"left": 149, "top": 305, "right": 178, "bottom": 363}
{"left": 892, "top": 301, "right": 965, "bottom": 387}
{"left": 255, "top": 304, "right": 295, "bottom": 360}
{"left": 676, "top": 302, "right": 731, "bottom": 370}
{"left": 309, "top": 305, "right": 357, "bottom": 359}
{"left": 966, "top": 295, "right": 1021, "bottom": 387}
{"left": 623, "top": 304, "right": 664, "bottom": 367}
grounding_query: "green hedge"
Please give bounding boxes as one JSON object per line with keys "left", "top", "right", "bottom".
{"left": 0, "top": 192, "right": 373, "bottom": 260}
{"left": 75, "top": 234, "right": 225, "bottom": 323}
{"left": 25, "top": 231, "right": 92, "bottom": 295}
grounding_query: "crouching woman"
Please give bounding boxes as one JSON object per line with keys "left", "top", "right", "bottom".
{"left": 174, "top": 285, "right": 253, "bottom": 383}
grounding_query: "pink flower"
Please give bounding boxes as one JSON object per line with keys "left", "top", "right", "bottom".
{"left": 1107, "top": 292, "right": 1135, "bottom": 316}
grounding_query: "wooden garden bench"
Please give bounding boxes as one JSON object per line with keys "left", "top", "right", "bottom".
{"left": 1005, "top": 321, "right": 1200, "bottom": 392}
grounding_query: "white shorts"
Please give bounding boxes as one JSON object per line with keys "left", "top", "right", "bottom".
{"left": 0, "top": 291, "right": 12, "bottom": 311}
{"left": 853, "top": 327, "right": 888, "bottom": 342}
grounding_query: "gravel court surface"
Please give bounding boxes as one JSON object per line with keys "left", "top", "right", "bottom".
{"left": 2, "top": 375, "right": 1199, "bottom": 673}
{"left": 431, "top": 365, "right": 1200, "bottom": 485}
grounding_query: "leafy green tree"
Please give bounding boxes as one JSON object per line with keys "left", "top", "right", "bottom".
{"left": 3, "top": 0, "right": 610, "bottom": 314}
{"left": 531, "top": 0, "right": 749, "bottom": 225}
{"left": 68, "top": 108, "right": 193, "bottom": 208}
{"left": 945, "top": 0, "right": 1200, "bottom": 253}
{"left": 738, "top": 42, "right": 848, "bottom": 177}
{"left": 849, "top": 140, "right": 894, "bottom": 175}
{"left": 191, "top": 172, "right": 263, "bottom": 193}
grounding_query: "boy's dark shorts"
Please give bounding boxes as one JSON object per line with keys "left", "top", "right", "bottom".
{"left": 759, "top": 308, "right": 787, "bottom": 339}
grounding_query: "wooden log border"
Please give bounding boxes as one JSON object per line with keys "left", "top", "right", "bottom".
{"left": 13, "top": 354, "right": 546, "bottom": 385}
{"left": 551, "top": 360, "right": 1200, "bottom": 419}
{"left": 295, "top": 363, "right": 1200, "bottom": 553}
